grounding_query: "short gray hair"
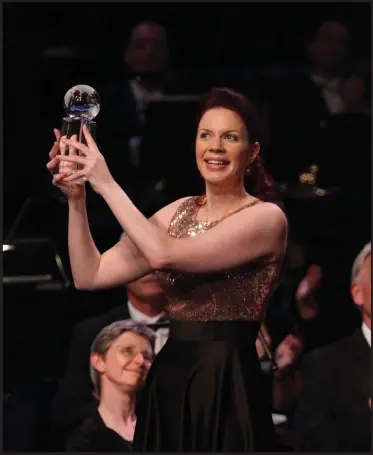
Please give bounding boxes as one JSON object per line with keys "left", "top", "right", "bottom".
{"left": 90, "top": 320, "right": 156, "bottom": 395}
{"left": 351, "top": 242, "right": 371, "bottom": 284}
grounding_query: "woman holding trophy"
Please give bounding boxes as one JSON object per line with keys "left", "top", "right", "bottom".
{"left": 47, "top": 87, "right": 287, "bottom": 451}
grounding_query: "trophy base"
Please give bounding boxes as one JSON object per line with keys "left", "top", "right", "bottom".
{"left": 53, "top": 117, "right": 96, "bottom": 176}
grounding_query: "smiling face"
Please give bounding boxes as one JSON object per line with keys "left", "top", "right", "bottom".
{"left": 196, "top": 107, "right": 259, "bottom": 188}
{"left": 91, "top": 331, "right": 153, "bottom": 394}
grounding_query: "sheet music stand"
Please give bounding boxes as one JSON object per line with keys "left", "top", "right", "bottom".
{"left": 3, "top": 237, "right": 70, "bottom": 291}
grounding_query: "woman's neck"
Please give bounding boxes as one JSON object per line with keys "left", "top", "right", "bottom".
{"left": 202, "top": 183, "right": 252, "bottom": 221}
{"left": 98, "top": 385, "right": 136, "bottom": 427}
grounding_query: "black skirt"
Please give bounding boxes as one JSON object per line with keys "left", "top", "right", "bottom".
{"left": 133, "top": 321, "right": 275, "bottom": 452}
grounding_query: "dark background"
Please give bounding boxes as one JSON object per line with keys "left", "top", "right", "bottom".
{"left": 2, "top": 2, "right": 371, "bottom": 451}
{"left": 3, "top": 0, "right": 371, "bottom": 381}
{"left": 4, "top": 2, "right": 371, "bottom": 232}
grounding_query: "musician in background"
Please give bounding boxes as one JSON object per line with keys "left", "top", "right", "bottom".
{"left": 98, "top": 21, "right": 184, "bottom": 176}
{"left": 256, "top": 257, "right": 322, "bottom": 414}
{"left": 295, "top": 242, "right": 371, "bottom": 452}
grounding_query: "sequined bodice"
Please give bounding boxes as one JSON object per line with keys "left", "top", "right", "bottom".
{"left": 156, "top": 197, "right": 281, "bottom": 322}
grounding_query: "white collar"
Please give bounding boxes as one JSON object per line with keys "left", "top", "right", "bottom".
{"left": 310, "top": 73, "right": 341, "bottom": 90}
{"left": 129, "top": 79, "right": 163, "bottom": 99}
{"left": 361, "top": 322, "right": 371, "bottom": 348}
{"left": 127, "top": 300, "right": 164, "bottom": 325}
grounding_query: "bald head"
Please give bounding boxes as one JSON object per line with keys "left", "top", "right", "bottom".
{"left": 124, "top": 22, "right": 169, "bottom": 75}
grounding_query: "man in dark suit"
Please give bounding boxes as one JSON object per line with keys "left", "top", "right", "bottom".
{"left": 89, "top": 22, "right": 184, "bottom": 241}
{"left": 294, "top": 242, "right": 371, "bottom": 452}
{"left": 98, "top": 21, "right": 184, "bottom": 184}
{"left": 267, "top": 19, "right": 369, "bottom": 189}
{"left": 267, "top": 19, "right": 370, "bottom": 317}
{"left": 50, "top": 272, "right": 169, "bottom": 449}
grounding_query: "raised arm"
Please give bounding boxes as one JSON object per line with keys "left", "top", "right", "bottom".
{"left": 67, "top": 196, "right": 185, "bottom": 290}
{"left": 163, "top": 202, "right": 287, "bottom": 272}
{"left": 59, "top": 128, "right": 288, "bottom": 278}
{"left": 47, "top": 129, "right": 184, "bottom": 290}
{"left": 101, "top": 185, "right": 287, "bottom": 273}
{"left": 70, "top": 182, "right": 286, "bottom": 278}
{"left": 67, "top": 195, "right": 151, "bottom": 289}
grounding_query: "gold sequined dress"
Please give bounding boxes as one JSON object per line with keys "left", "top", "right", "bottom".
{"left": 133, "top": 197, "right": 282, "bottom": 452}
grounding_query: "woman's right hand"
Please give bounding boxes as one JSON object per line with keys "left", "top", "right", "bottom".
{"left": 46, "top": 129, "right": 86, "bottom": 200}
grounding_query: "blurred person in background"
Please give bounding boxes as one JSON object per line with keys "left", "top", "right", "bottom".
{"left": 98, "top": 21, "right": 184, "bottom": 181}
{"left": 257, "top": 240, "right": 323, "bottom": 415}
{"left": 294, "top": 242, "right": 371, "bottom": 452}
{"left": 50, "top": 271, "right": 168, "bottom": 449}
{"left": 47, "top": 87, "right": 287, "bottom": 451}
{"left": 67, "top": 321, "right": 155, "bottom": 452}
{"left": 85, "top": 22, "right": 180, "bottom": 254}
{"left": 256, "top": 324, "right": 303, "bottom": 413}
{"left": 266, "top": 18, "right": 370, "bottom": 348}
{"left": 340, "top": 73, "right": 370, "bottom": 114}
{"left": 267, "top": 18, "right": 369, "bottom": 186}
{"left": 122, "top": 21, "right": 171, "bottom": 124}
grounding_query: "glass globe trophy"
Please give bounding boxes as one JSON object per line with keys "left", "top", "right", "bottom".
{"left": 54, "top": 84, "right": 100, "bottom": 183}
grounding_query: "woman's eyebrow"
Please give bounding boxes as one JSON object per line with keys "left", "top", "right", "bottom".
{"left": 198, "top": 128, "right": 240, "bottom": 134}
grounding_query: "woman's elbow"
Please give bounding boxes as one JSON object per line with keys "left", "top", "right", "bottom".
{"left": 148, "top": 253, "right": 170, "bottom": 271}
{"left": 73, "top": 279, "right": 96, "bottom": 291}
{"left": 148, "top": 244, "right": 172, "bottom": 270}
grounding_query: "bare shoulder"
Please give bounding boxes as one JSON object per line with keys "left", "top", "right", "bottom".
{"left": 243, "top": 202, "right": 288, "bottom": 259}
{"left": 237, "top": 202, "right": 288, "bottom": 260}
{"left": 240, "top": 201, "right": 287, "bottom": 231}
{"left": 149, "top": 196, "right": 193, "bottom": 230}
{"left": 255, "top": 202, "right": 287, "bottom": 226}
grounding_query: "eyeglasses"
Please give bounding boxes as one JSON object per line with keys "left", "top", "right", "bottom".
{"left": 115, "top": 344, "right": 153, "bottom": 363}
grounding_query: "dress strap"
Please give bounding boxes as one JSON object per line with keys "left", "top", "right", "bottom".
{"left": 219, "top": 199, "right": 262, "bottom": 223}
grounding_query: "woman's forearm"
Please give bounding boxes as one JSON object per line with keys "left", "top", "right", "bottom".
{"left": 67, "top": 197, "right": 101, "bottom": 289}
{"left": 100, "top": 181, "right": 169, "bottom": 269}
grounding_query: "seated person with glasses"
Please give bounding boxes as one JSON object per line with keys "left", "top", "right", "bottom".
{"left": 66, "top": 320, "right": 155, "bottom": 452}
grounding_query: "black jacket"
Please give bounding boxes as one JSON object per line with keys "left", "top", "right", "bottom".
{"left": 295, "top": 328, "right": 371, "bottom": 452}
{"left": 66, "top": 409, "right": 131, "bottom": 452}
{"left": 50, "top": 304, "right": 131, "bottom": 448}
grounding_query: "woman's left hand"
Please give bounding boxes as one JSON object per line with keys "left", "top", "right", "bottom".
{"left": 57, "top": 124, "right": 115, "bottom": 194}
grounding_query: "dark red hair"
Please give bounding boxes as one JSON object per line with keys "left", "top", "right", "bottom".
{"left": 197, "top": 87, "right": 280, "bottom": 205}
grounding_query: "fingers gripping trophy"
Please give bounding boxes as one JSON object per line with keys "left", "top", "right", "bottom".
{"left": 51, "top": 84, "right": 100, "bottom": 186}
{"left": 47, "top": 84, "right": 116, "bottom": 199}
